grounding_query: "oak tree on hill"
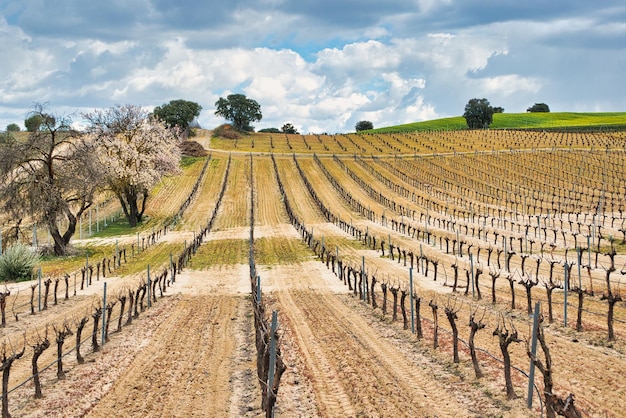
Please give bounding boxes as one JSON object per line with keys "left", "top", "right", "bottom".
{"left": 281, "top": 123, "right": 298, "bottom": 134}
{"left": 527, "top": 103, "right": 550, "bottom": 112}
{"left": 214, "top": 94, "right": 262, "bottom": 132}
{"left": 463, "top": 98, "right": 495, "bottom": 129}
{"left": 84, "top": 105, "right": 182, "bottom": 227}
{"left": 152, "top": 99, "right": 202, "bottom": 137}
{"left": 355, "top": 120, "right": 374, "bottom": 131}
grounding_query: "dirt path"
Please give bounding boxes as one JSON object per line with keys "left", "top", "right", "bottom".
{"left": 264, "top": 262, "right": 489, "bottom": 417}
{"left": 86, "top": 294, "right": 244, "bottom": 418}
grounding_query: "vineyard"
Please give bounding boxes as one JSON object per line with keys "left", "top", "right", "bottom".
{"left": 1, "top": 127, "right": 626, "bottom": 417}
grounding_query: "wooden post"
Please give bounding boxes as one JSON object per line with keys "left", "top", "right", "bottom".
{"left": 101, "top": 282, "right": 107, "bottom": 346}
{"left": 147, "top": 265, "right": 151, "bottom": 309}
{"left": 470, "top": 253, "right": 475, "bottom": 298}
{"left": 527, "top": 301, "right": 541, "bottom": 409}
{"left": 170, "top": 253, "right": 174, "bottom": 283}
{"left": 362, "top": 256, "right": 367, "bottom": 301}
{"left": 38, "top": 267, "right": 42, "bottom": 312}
{"left": 267, "top": 311, "right": 278, "bottom": 415}
{"left": 257, "top": 276, "right": 261, "bottom": 306}
{"left": 409, "top": 268, "right": 415, "bottom": 334}
{"left": 577, "top": 247, "right": 582, "bottom": 289}
{"left": 563, "top": 262, "right": 569, "bottom": 328}
{"left": 587, "top": 235, "right": 591, "bottom": 268}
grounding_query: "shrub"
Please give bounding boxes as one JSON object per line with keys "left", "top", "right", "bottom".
{"left": 213, "top": 124, "right": 241, "bottom": 140}
{"left": 0, "top": 244, "right": 40, "bottom": 282}
{"left": 178, "top": 140, "right": 208, "bottom": 157}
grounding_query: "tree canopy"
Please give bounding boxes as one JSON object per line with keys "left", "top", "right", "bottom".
{"left": 463, "top": 98, "right": 495, "bottom": 129}
{"left": 281, "top": 123, "right": 298, "bottom": 134}
{"left": 355, "top": 120, "right": 374, "bottom": 131}
{"left": 152, "top": 99, "right": 202, "bottom": 135}
{"left": 214, "top": 94, "right": 262, "bottom": 132}
{"left": 24, "top": 113, "right": 55, "bottom": 132}
{"left": 84, "top": 105, "right": 182, "bottom": 227}
{"left": 527, "top": 103, "right": 550, "bottom": 113}
{"left": 5, "top": 123, "right": 20, "bottom": 132}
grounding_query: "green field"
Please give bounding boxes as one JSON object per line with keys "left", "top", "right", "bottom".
{"left": 370, "top": 112, "right": 626, "bottom": 133}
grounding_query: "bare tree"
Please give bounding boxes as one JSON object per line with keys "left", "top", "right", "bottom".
{"left": 0, "top": 289, "right": 10, "bottom": 328}
{"left": 400, "top": 286, "right": 409, "bottom": 330}
{"left": 520, "top": 274, "right": 539, "bottom": 315}
{"left": 53, "top": 322, "right": 73, "bottom": 379}
{"left": 444, "top": 298, "right": 461, "bottom": 363}
{"left": 527, "top": 316, "right": 583, "bottom": 418}
{"left": 468, "top": 306, "right": 486, "bottom": 378}
{"left": 488, "top": 268, "right": 500, "bottom": 305}
{"left": 601, "top": 247, "right": 621, "bottom": 341}
{"left": 117, "top": 291, "right": 127, "bottom": 332}
{"left": 0, "top": 337, "right": 25, "bottom": 418}
{"left": 0, "top": 103, "right": 103, "bottom": 255}
{"left": 91, "top": 306, "right": 102, "bottom": 352}
{"left": 413, "top": 290, "right": 423, "bottom": 339}
{"left": 75, "top": 313, "right": 89, "bottom": 364}
{"left": 30, "top": 327, "right": 50, "bottom": 398}
{"left": 493, "top": 315, "right": 521, "bottom": 399}
{"left": 429, "top": 298, "right": 439, "bottom": 349}
{"left": 389, "top": 282, "right": 399, "bottom": 322}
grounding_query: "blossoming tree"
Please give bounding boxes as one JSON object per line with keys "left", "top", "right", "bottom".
{"left": 83, "top": 105, "right": 182, "bottom": 227}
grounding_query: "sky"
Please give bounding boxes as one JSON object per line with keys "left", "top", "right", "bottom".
{"left": 0, "top": 1, "right": 625, "bottom": 134}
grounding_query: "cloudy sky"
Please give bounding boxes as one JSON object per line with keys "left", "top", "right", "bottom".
{"left": 1, "top": 1, "right": 625, "bottom": 133}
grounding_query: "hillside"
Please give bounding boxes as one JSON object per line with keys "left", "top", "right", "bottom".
{"left": 369, "top": 111, "right": 626, "bottom": 133}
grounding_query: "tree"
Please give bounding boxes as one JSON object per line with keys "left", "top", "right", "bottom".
{"left": 258, "top": 128, "right": 281, "bottom": 133}
{"left": 5, "top": 124, "right": 19, "bottom": 132}
{"left": 83, "top": 105, "right": 181, "bottom": 227}
{"left": 152, "top": 99, "right": 202, "bottom": 137}
{"left": 214, "top": 94, "right": 262, "bottom": 132}
{"left": 527, "top": 103, "right": 550, "bottom": 112}
{"left": 493, "top": 106, "right": 505, "bottom": 113}
{"left": 281, "top": 123, "right": 298, "bottom": 134}
{"left": 0, "top": 104, "right": 103, "bottom": 256}
{"left": 355, "top": 120, "right": 374, "bottom": 131}
{"left": 24, "top": 113, "right": 54, "bottom": 132}
{"left": 463, "top": 98, "right": 494, "bottom": 129}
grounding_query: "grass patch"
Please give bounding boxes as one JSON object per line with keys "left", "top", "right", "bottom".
{"left": 192, "top": 239, "right": 249, "bottom": 268}
{"left": 113, "top": 242, "right": 183, "bottom": 276}
{"left": 39, "top": 243, "right": 116, "bottom": 276}
{"left": 254, "top": 237, "right": 312, "bottom": 265}
{"left": 181, "top": 155, "right": 205, "bottom": 168}
{"left": 369, "top": 112, "right": 626, "bottom": 133}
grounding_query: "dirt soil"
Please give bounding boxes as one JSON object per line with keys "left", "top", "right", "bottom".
{"left": 5, "top": 148, "right": 625, "bottom": 417}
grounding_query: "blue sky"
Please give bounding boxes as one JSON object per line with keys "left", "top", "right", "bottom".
{"left": 1, "top": 0, "right": 625, "bottom": 133}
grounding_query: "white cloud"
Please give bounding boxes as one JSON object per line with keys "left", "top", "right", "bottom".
{"left": 1, "top": 2, "right": 625, "bottom": 132}
{"left": 477, "top": 74, "right": 541, "bottom": 96}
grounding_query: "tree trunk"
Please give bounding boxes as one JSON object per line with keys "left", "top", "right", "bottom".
{"left": 469, "top": 324, "right": 483, "bottom": 378}
{"left": 32, "top": 339, "right": 50, "bottom": 398}
{"left": 91, "top": 309, "right": 102, "bottom": 352}
{"left": 76, "top": 317, "right": 88, "bottom": 364}
{"left": 446, "top": 309, "right": 459, "bottom": 363}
